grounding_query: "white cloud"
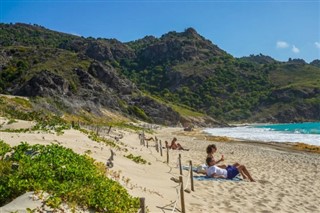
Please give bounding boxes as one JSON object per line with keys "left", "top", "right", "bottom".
{"left": 315, "top": 42, "right": 320, "bottom": 49}
{"left": 292, "top": 45, "right": 300, "bottom": 53}
{"left": 276, "top": 41, "right": 289, "bottom": 48}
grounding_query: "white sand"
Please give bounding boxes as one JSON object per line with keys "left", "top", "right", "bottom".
{"left": 1, "top": 118, "right": 319, "bottom": 213}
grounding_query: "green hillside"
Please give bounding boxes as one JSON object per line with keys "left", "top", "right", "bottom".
{"left": 1, "top": 23, "right": 319, "bottom": 124}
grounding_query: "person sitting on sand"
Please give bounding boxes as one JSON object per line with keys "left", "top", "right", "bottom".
{"left": 206, "top": 144, "right": 226, "bottom": 168}
{"left": 165, "top": 137, "right": 189, "bottom": 151}
{"left": 195, "top": 144, "right": 227, "bottom": 173}
{"left": 206, "top": 156, "right": 255, "bottom": 182}
{"left": 193, "top": 144, "right": 240, "bottom": 173}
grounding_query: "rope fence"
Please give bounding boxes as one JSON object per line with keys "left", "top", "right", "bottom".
{"left": 138, "top": 132, "right": 199, "bottom": 213}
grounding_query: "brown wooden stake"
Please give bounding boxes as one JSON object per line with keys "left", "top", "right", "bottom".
{"left": 190, "top": 160, "right": 194, "bottom": 192}
{"left": 166, "top": 146, "right": 169, "bottom": 164}
{"left": 140, "top": 197, "right": 145, "bottom": 213}
{"left": 179, "top": 176, "right": 186, "bottom": 213}
{"left": 96, "top": 126, "right": 99, "bottom": 136}
{"left": 179, "top": 154, "right": 182, "bottom": 175}
{"left": 160, "top": 141, "right": 163, "bottom": 156}
{"left": 142, "top": 131, "right": 145, "bottom": 146}
{"left": 107, "top": 126, "right": 112, "bottom": 134}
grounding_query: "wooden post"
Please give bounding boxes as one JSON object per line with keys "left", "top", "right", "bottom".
{"left": 140, "top": 197, "right": 145, "bottom": 213}
{"left": 190, "top": 160, "right": 194, "bottom": 192}
{"left": 155, "top": 141, "right": 159, "bottom": 152}
{"left": 179, "top": 176, "right": 186, "bottom": 213}
{"left": 107, "top": 126, "right": 112, "bottom": 134}
{"left": 179, "top": 154, "right": 182, "bottom": 175}
{"left": 166, "top": 146, "right": 169, "bottom": 164}
{"left": 140, "top": 132, "right": 144, "bottom": 146}
{"left": 159, "top": 141, "right": 163, "bottom": 156}
{"left": 142, "top": 131, "right": 145, "bottom": 146}
{"left": 96, "top": 126, "right": 99, "bottom": 136}
{"left": 146, "top": 139, "right": 149, "bottom": 148}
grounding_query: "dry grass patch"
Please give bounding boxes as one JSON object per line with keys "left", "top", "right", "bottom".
{"left": 292, "top": 143, "right": 320, "bottom": 154}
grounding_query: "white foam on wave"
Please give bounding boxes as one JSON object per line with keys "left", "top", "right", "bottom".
{"left": 204, "top": 126, "right": 320, "bottom": 146}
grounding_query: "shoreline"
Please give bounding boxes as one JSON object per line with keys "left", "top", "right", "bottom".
{"left": 178, "top": 127, "right": 320, "bottom": 154}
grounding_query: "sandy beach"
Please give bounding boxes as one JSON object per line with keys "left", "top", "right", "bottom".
{"left": 1, "top": 117, "right": 319, "bottom": 213}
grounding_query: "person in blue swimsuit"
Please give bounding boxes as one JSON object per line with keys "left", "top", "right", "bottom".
{"left": 206, "top": 156, "right": 255, "bottom": 182}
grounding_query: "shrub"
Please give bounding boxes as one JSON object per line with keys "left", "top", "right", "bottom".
{"left": 0, "top": 142, "right": 139, "bottom": 212}
{"left": 127, "top": 106, "right": 150, "bottom": 122}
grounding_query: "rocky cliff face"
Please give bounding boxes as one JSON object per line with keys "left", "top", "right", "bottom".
{"left": 61, "top": 39, "right": 136, "bottom": 62}
{"left": 310, "top": 59, "right": 320, "bottom": 67}
{"left": 136, "top": 27, "right": 226, "bottom": 66}
{"left": 265, "top": 87, "right": 320, "bottom": 122}
{"left": 10, "top": 60, "right": 181, "bottom": 125}
{"left": 15, "top": 70, "right": 71, "bottom": 97}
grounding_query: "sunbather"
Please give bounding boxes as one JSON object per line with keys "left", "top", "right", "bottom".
{"left": 165, "top": 137, "right": 189, "bottom": 151}
{"left": 206, "top": 156, "right": 255, "bottom": 182}
{"left": 206, "top": 144, "right": 240, "bottom": 169}
{"left": 206, "top": 144, "right": 226, "bottom": 168}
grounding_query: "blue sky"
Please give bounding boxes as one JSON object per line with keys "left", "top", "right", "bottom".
{"left": 1, "top": 0, "right": 319, "bottom": 63}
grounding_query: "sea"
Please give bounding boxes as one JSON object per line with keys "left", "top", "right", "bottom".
{"left": 204, "top": 122, "right": 320, "bottom": 146}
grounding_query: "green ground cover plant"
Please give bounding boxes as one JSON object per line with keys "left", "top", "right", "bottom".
{"left": 0, "top": 141, "right": 140, "bottom": 212}
{"left": 124, "top": 154, "right": 148, "bottom": 164}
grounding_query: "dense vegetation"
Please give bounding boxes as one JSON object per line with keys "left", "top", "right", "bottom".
{"left": 0, "top": 141, "right": 140, "bottom": 212}
{"left": 1, "top": 23, "right": 319, "bottom": 123}
{"left": 120, "top": 54, "right": 274, "bottom": 121}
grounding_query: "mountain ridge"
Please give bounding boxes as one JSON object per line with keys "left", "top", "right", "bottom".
{"left": 1, "top": 23, "right": 319, "bottom": 125}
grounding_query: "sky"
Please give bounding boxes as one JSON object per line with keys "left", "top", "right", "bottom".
{"left": 1, "top": 0, "right": 319, "bottom": 63}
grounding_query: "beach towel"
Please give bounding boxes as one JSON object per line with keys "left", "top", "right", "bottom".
{"left": 182, "top": 165, "right": 198, "bottom": 172}
{"left": 182, "top": 165, "right": 206, "bottom": 174}
{"left": 193, "top": 175, "right": 242, "bottom": 181}
{"left": 183, "top": 166, "right": 242, "bottom": 181}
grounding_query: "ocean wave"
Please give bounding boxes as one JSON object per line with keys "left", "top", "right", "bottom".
{"left": 204, "top": 125, "right": 320, "bottom": 146}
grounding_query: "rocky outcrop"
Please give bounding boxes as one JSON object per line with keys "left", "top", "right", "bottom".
{"left": 310, "top": 59, "right": 320, "bottom": 67}
{"left": 14, "top": 70, "right": 71, "bottom": 97}
{"left": 10, "top": 61, "right": 181, "bottom": 126}
{"left": 88, "top": 62, "right": 136, "bottom": 95}
{"left": 256, "top": 87, "right": 320, "bottom": 123}
{"left": 137, "top": 28, "right": 225, "bottom": 65}
{"left": 61, "top": 39, "right": 135, "bottom": 62}
{"left": 131, "top": 96, "right": 180, "bottom": 125}
{"left": 275, "top": 103, "right": 320, "bottom": 123}
{"left": 270, "top": 87, "right": 320, "bottom": 103}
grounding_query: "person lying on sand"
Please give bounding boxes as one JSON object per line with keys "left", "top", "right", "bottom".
{"left": 206, "top": 156, "right": 255, "bottom": 182}
{"left": 165, "top": 137, "right": 189, "bottom": 151}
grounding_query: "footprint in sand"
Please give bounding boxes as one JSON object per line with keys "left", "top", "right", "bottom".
{"left": 257, "top": 179, "right": 271, "bottom": 184}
